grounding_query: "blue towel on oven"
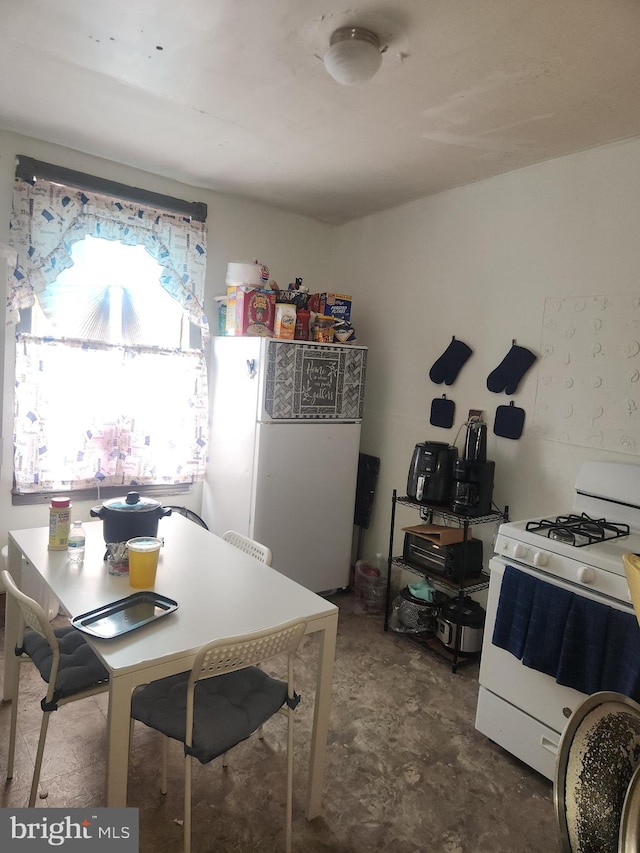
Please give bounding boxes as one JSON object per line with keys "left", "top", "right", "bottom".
{"left": 599, "top": 607, "right": 640, "bottom": 702}
{"left": 522, "top": 580, "right": 572, "bottom": 676}
{"left": 556, "top": 595, "right": 609, "bottom": 695}
{"left": 492, "top": 565, "right": 537, "bottom": 658}
{"left": 492, "top": 565, "right": 640, "bottom": 701}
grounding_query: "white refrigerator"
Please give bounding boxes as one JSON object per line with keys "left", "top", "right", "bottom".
{"left": 201, "top": 337, "right": 368, "bottom": 592}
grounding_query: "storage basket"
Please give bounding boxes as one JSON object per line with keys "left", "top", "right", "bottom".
{"left": 388, "top": 587, "right": 445, "bottom": 634}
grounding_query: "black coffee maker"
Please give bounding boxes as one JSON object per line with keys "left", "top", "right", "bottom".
{"left": 450, "top": 421, "right": 495, "bottom": 516}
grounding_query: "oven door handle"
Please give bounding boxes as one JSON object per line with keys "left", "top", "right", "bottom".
{"left": 540, "top": 735, "right": 559, "bottom": 756}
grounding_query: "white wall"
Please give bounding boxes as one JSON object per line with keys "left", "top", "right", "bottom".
{"left": 0, "top": 130, "right": 334, "bottom": 546}
{"left": 2, "top": 128, "right": 640, "bottom": 572}
{"left": 333, "top": 137, "right": 640, "bottom": 560}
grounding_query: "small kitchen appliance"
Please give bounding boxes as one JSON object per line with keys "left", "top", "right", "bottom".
{"left": 402, "top": 533, "right": 483, "bottom": 583}
{"left": 436, "top": 595, "right": 485, "bottom": 654}
{"left": 450, "top": 421, "right": 495, "bottom": 516}
{"left": 90, "top": 491, "right": 172, "bottom": 544}
{"left": 406, "top": 441, "right": 457, "bottom": 504}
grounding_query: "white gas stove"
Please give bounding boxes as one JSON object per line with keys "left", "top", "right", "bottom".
{"left": 495, "top": 461, "right": 640, "bottom": 605}
{"left": 494, "top": 521, "right": 640, "bottom": 606}
{"left": 476, "top": 461, "right": 640, "bottom": 780}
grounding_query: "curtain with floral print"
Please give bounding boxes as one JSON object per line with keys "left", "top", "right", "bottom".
{"left": 8, "top": 175, "right": 209, "bottom": 494}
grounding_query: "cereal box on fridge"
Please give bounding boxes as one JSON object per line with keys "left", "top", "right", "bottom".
{"left": 226, "top": 286, "right": 276, "bottom": 336}
{"left": 308, "top": 292, "right": 352, "bottom": 323}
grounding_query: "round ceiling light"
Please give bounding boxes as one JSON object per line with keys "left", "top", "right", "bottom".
{"left": 324, "top": 26, "right": 382, "bottom": 86}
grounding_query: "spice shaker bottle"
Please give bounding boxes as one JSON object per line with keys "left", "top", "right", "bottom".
{"left": 48, "top": 496, "right": 71, "bottom": 550}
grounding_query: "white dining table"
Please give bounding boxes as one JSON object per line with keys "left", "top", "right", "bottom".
{"left": 3, "top": 514, "right": 339, "bottom": 817}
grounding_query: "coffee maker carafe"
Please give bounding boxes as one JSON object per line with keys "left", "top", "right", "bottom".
{"left": 451, "top": 421, "right": 495, "bottom": 516}
{"left": 464, "top": 420, "right": 487, "bottom": 462}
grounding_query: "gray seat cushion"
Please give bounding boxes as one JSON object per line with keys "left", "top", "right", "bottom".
{"left": 21, "top": 625, "right": 109, "bottom": 704}
{"left": 131, "top": 666, "right": 288, "bottom": 764}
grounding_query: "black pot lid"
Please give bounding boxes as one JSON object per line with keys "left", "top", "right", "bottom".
{"left": 442, "top": 596, "right": 485, "bottom": 626}
{"left": 101, "top": 491, "right": 162, "bottom": 513}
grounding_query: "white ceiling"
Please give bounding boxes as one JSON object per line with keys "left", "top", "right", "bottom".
{"left": 1, "top": 1, "right": 640, "bottom": 224}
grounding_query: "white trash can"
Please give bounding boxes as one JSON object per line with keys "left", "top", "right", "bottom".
{"left": 1, "top": 545, "right": 60, "bottom": 621}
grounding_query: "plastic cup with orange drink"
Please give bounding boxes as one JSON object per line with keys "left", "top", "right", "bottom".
{"left": 127, "top": 537, "right": 162, "bottom": 588}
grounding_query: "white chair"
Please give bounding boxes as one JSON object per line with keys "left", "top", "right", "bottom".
{"left": 554, "top": 691, "right": 640, "bottom": 852}
{"left": 1, "top": 569, "right": 109, "bottom": 806}
{"left": 130, "top": 617, "right": 307, "bottom": 853}
{"left": 222, "top": 529, "right": 272, "bottom": 565}
{"left": 1, "top": 545, "right": 59, "bottom": 620}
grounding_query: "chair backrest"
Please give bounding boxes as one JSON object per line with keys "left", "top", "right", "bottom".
{"left": 193, "top": 618, "right": 306, "bottom": 683}
{"left": 1, "top": 568, "right": 63, "bottom": 701}
{"left": 554, "top": 691, "right": 640, "bottom": 852}
{"left": 164, "top": 506, "right": 209, "bottom": 529}
{"left": 0, "top": 569, "right": 57, "bottom": 651}
{"left": 222, "top": 530, "right": 272, "bottom": 566}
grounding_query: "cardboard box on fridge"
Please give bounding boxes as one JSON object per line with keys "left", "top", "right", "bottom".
{"left": 226, "top": 286, "right": 276, "bottom": 337}
{"left": 401, "top": 523, "right": 472, "bottom": 546}
{"left": 308, "top": 292, "right": 352, "bottom": 323}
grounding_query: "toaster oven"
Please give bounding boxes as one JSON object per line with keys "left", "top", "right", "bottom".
{"left": 403, "top": 533, "right": 483, "bottom": 583}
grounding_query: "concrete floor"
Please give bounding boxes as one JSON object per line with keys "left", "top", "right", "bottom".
{"left": 0, "top": 590, "right": 560, "bottom": 852}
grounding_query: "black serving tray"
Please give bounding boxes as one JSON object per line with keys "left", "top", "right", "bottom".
{"left": 71, "top": 592, "right": 178, "bottom": 639}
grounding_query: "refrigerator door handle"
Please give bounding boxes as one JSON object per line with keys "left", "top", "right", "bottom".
{"left": 246, "top": 359, "right": 257, "bottom": 378}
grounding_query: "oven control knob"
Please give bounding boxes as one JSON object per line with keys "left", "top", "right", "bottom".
{"left": 513, "top": 543, "right": 528, "bottom": 560}
{"left": 577, "top": 565, "right": 596, "bottom": 585}
{"left": 533, "top": 551, "right": 549, "bottom": 567}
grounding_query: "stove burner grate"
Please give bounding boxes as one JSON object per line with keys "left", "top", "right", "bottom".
{"left": 526, "top": 513, "right": 630, "bottom": 547}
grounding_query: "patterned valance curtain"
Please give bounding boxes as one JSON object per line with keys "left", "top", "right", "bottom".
{"left": 7, "top": 177, "right": 209, "bottom": 336}
{"left": 8, "top": 171, "right": 210, "bottom": 494}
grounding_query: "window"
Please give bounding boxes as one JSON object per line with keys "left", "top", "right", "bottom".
{"left": 29, "top": 236, "right": 189, "bottom": 348}
{"left": 8, "top": 160, "right": 209, "bottom": 499}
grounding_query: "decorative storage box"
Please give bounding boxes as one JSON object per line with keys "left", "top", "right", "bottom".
{"left": 226, "top": 286, "right": 276, "bottom": 337}
{"left": 308, "top": 292, "right": 352, "bottom": 323}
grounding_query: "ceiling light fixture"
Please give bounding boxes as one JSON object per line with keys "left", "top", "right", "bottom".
{"left": 324, "top": 26, "right": 382, "bottom": 86}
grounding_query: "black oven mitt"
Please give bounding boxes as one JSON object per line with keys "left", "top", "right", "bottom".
{"left": 430, "top": 396, "right": 455, "bottom": 429}
{"left": 487, "top": 343, "right": 537, "bottom": 395}
{"left": 493, "top": 401, "right": 525, "bottom": 440}
{"left": 429, "top": 337, "right": 473, "bottom": 385}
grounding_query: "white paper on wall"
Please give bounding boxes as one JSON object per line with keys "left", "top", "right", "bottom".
{"left": 533, "top": 294, "right": 640, "bottom": 455}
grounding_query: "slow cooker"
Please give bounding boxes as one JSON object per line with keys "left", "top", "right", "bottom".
{"left": 436, "top": 595, "right": 485, "bottom": 654}
{"left": 90, "top": 491, "right": 172, "bottom": 543}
